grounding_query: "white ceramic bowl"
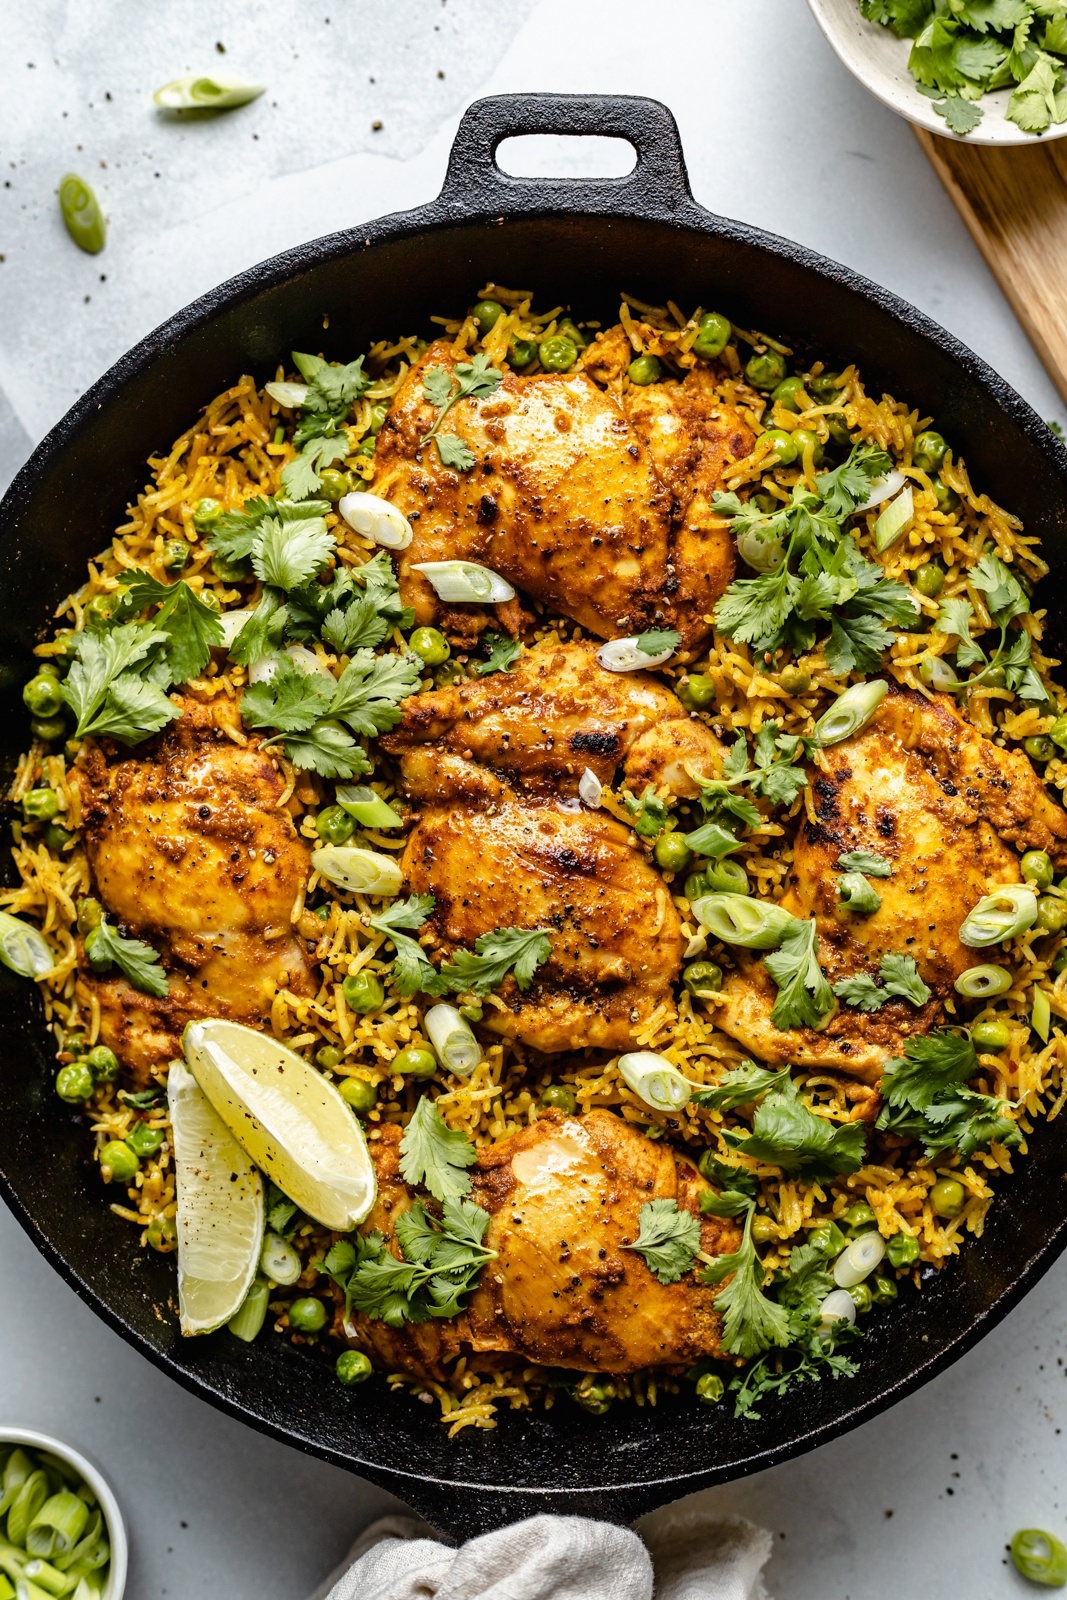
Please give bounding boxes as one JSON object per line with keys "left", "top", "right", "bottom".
{"left": 807, "top": 0, "right": 1067, "bottom": 145}
{"left": 0, "top": 1428, "right": 128, "bottom": 1600}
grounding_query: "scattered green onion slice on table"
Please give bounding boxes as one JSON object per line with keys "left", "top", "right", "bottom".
{"left": 1011, "top": 1528, "right": 1067, "bottom": 1587}
{"left": 691, "top": 893, "right": 798, "bottom": 950}
{"left": 412, "top": 561, "right": 515, "bottom": 604}
{"left": 311, "top": 846, "right": 403, "bottom": 898}
{"left": 58, "top": 173, "right": 106, "bottom": 254}
{"left": 424, "top": 1003, "right": 482, "bottom": 1076}
{"left": 617, "top": 1051, "right": 692, "bottom": 1112}
{"left": 954, "top": 964, "right": 1013, "bottom": 999}
{"left": 873, "top": 485, "right": 914, "bottom": 553}
{"left": 959, "top": 885, "right": 1038, "bottom": 947}
{"left": 813, "top": 680, "right": 888, "bottom": 746}
{"left": 0, "top": 911, "right": 54, "bottom": 978}
{"left": 335, "top": 785, "right": 403, "bottom": 829}
{"left": 153, "top": 75, "right": 266, "bottom": 112}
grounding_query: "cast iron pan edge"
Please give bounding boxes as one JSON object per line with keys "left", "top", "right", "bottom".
{"left": 2, "top": 95, "right": 1067, "bottom": 1541}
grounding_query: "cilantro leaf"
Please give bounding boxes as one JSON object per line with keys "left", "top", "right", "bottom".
{"left": 729, "top": 1077, "right": 867, "bottom": 1177}
{"left": 84, "top": 914, "right": 168, "bottom": 998}
{"left": 352, "top": 550, "right": 415, "bottom": 629}
{"left": 398, "top": 1096, "right": 477, "bottom": 1201}
{"left": 322, "top": 596, "right": 391, "bottom": 654}
{"left": 435, "top": 435, "right": 475, "bottom": 471}
{"left": 328, "top": 650, "right": 422, "bottom": 737}
{"left": 838, "top": 872, "right": 881, "bottom": 914}
{"left": 814, "top": 446, "right": 893, "bottom": 519}
{"left": 421, "top": 354, "right": 503, "bottom": 471}
{"left": 699, "top": 1188, "right": 756, "bottom": 1218}
{"left": 292, "top": 353, "right": 370, "bottom": 444}
{"left": 692, "top": 1063, "right": 791, "bottom": 1112}
{"left": 114, "top": 572, "right": 224, "bottom": 685}
{"left": 830, "top": 973, "right": 885, "bottom": 1012}
{"left": 282, "top": 721, "right": 370, "bottom": 779}
{"left": 475, "top": 632, "right": 522, "bottom": 676}
{"left": 370, "top": 896, "right": 449, "bottom": 998}
{"left": 229, "top": 589, "right": 290, "bottom": 667}
{"left": 251, "top": 509, "right": 335, "bottom": 591}
{"left": 837, "top": 850, "right": 893, "bottom": 876}
{"left": 970, "top": 551, "right": 1030, "bottom": 623}
{"left": 240, "top": 656, "right": 334, "bottom": 734}
{"left": 86, "top": 673, "right": 181, "bottom": 744}
{"left": 280, "top": 434, "right": 349, "bottom": 501}
{"left": 941, "top": 91, "right": 986, "bottom": 131}
{"left": 879, "top": 951, "right": 933, "bottom": 1006}
{"left": 208, "top": 496, "right": 331, "bottom": 564}
{"left": 765, "top": 919, "right": 834, "bottom": 1030}
{"left": 696, "top": 1156, "right": 760, "bottom": 1199}
{"left": 61, "top": 621, "right": 177, "bottom": 742}
{"left": 439, "top": 926, "right": 552, "bottom": 995}
{"left": 878, "top": 1087, "right": 1021, "bottom": 1159}
{"left": 701, "top": 1207, "right": 792, "bottom": 1359}
{"left": 636, "top": 627, "right": 682, "bottom": 656}
{"left": 342, "top": 1195, "right": 495, "bottom": 1326}
{"left": 624, "top": 1198, "right": 702, "bottom": 1284}
{"left": 880, "top": 1028, "right": 979, "bottom": 1112}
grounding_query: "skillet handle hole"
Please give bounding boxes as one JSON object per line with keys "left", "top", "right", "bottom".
{"left": 495, "top": 135, "right": 637, "bottom": 181}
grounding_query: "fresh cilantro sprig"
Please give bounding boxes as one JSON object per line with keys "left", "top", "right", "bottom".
{"left": 207, "top": 496, "right": 333, "bottom": 576}
{"left": 697, "top": 1155, "right": 760, "bottom": 1218}
{"left": 113, "top": 572, "right": 224, "bottom": 685}
{"left": 636, "top": 627, "right": 682, "bottom": 656}
{"left": 765, "top": 919, "right": 835, "bottom": 1031}
{"left": 325, "top": 1197, "right": 496, "bottom": 1327}
{"left": 439, "top": 926, "right": 552, "bottom": 996}
{"left": 239, "top": 649, "right": 420, "bottom": 777}
{"left": 84, "top": 914, "right": 168, "bottom": 997}
{"left": 369, "top": 895, "right": 448, "bottom": 998}
{"left": 421, "top": 354, "right": 503, "bottom": 471}
{"left": 398, "top": 1096, "right": 477, "bottom": 1201}
{"left": 875, "top": 1028, "right": 1021, "bottom": 1158}
{"left": 61, "top": 621, "right": 181, "bottom": 745}
{"left": 683, "top": 724, "right": 815, "bottom": 852}
{"left": 624, "top": 1198, "right": 702, "bottom": 1285}
{"left": 701, "top": 1205, "right": 792, "bottom": 1359}
{"left": 833, "top": 953, "right": 932, "bottom": 1012}
{"left": 280, "top": 351, "right": 371, "bottom": 500}
{"left": 692, "top": 1062, "right": 791, "bottom": 1112}
{"left": 475, "top": 633, "right": 522, "bottom": 676}
{"left": 837, "top": 872, "right": 881, "bottom": 914}
{"left": 286, "top": 551, "right": 414, "bottom": 645}
{"left": 725, "top": 1076, "right": 867, "bottom": 1177}
{"left": 933, "top": 553, "right": 1047, "bottom": 702}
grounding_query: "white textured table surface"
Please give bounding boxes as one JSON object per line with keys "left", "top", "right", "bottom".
{"left": 2, "top": 3, "right": 1066, "bottom": 1596}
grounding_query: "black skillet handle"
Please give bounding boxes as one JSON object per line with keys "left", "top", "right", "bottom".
{"left": 436, "top": 93, "right": 695, "bottom": 221}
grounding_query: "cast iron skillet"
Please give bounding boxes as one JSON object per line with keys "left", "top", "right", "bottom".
{"left": 1, "top": 94, "right": 1067, "bottom": 1542}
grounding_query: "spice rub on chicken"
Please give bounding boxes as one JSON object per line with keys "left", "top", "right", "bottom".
{"left": 344, "top": 1111, "right": 741, "bottom": 1382}
{"left": 373, "top": 333, "right": 752, "bottom": 653}
{"left": 74, "top": 698, "right": 317, "bottom": 1079}
{"left": 714, "top": 683, "right": 1067, "bottom": 1083}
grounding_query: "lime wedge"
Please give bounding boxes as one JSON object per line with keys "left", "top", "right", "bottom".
{"left": 183, "top": 1019, "right": 376, "bottom": 1232}
{"left": 168, "top": 1060, "right": 265, "bottom": 1336}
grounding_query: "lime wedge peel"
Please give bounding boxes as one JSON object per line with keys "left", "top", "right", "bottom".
{"left": 183, "top": 1019, "right": 377, "bottom": 1233}
{"left": 168, "top": 1060, "right": 265, "bottom": 1337}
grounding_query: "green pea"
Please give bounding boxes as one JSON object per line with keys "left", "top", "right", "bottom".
{"left": 842, "top": 1201, "right": 876, "bottom": 1232}
{"left": 86, "top": 1044, "right": 119, "bottom": 1082}
{"left": 791, "top": 427, "right": 825, "bottom": 466}
{"left": 807, "top": 372, "right": 843, "bottom": 402}
{"left": 885, "top": 1232, "right": 919, "bottom": 1268}
{"left": 354, "top": 437, "right": 376, "bottom": 460}
{"left": 23, "top": 676, "right": 63, "bottom": 718}
{"left": 1037, "top": 896, "right": 1067, "bottom": 935}
{"left": 316, "top": 1045, "right": 343, "bottom": 1070}
{"left": 538, "top": 334, "right": 578, "bottom": 373}
{"left": 459, "top": 1002, "right": 483, "bottom": 1022}
{"left": 695, "top": 1372, "right": 724, "bottom": 1404}
{"left": 771, "top": 376, "right": 807, "bottom": 412}
{"left": 210, "top": 552, "right": 247, "bottom": 583}
{"left": 573, "top": 1381, "right": 613, "bottom": 1415}
{"left": 368, "top": 403, "right": 389, "bottom": 435}
{"left": 343, "top": 971, "right": 384, "bottom": 1014}
{"left": 654, "top": 832, "right": 694, "bottom": 874}
{"left": 677, "top": 673, "right": 716, "bottom": 712}
{"left": 684, "top": 871, "right": 711, "bottom": 903}
{"left": 556, "top": 318, "right": 587, "bottom": 350}
{"left": 541, "top": 1084, "right": 578, "bottom": 1114}
{"left": 761, "top": 428, "right": 798, "bottom": 466}
{"left": 392, "top": 1047, "right": 437, "bottom": 1079}
{"left": 318, "top": 468, "right": 350, "bottom": 502}
{"left": 472, "top": 299, "right": 505, "bottom": 335}
{"left": 809, "top": 1221, "right": 848, "bottom": 1257}
{"left": 752, "top": 492, "right": 778, "bottom": 513}
{"left": 31, "top": 716, "right": 66, "bottom": 744}
{"left": 627, "top": 354, "right": 662, "bottom": 386}
{"left": 509, "top": 337, "right": 537, "bottom": 369}
{"left": 288, "top": 1296, "right": 328, "bottom": 1333}
{"left": 126, "top": 1122, "right": 164, "bottom": 1158}
{"left": 983, "top": 664, "right": 1007, "bottom": 688}
{"left": 682, "top": 960, "right": 723, "bottom": 997}
{"left": 1049, "top": 717, "right": 1067, "bottom": 752}
{"left": 198, "top": 588, "right": 222, "bottom": 613}
{"left": 192, "top": 498, "right": 223, "bottom": 530}
{"left": 162, "top": 539, "right": 190, "bottom": 573}
{"left": 22, "top": 788, "right": 60, "bottom": 823}
{"left": 1022, "top": 850, "right": 1054, "bottom": 888}
{"left": 691, "top": 313, "right": 731, "bottom": 360}
{"left": 1026, "top": 737, "right": 1057, "bottom": 764}
{"left": 869, "top": 1272, "right": 898, "bottom": 1304}
{"left": 99, "top": 1140, "right": 139, "bottom": 1184}
{"left": 972, "top": 1018, "right": 1011, "bottom": 1051}
{"left": 409, "top": 626, "right": 450, "bottom": 666}
{"left": 36, "top": 661, "right": 62, "bottom": 681}
{"left": 825, "top": 411, "right": 853, "bottom": 446}
{"left": 848, "top": 1281, "right": 873, "bottom": 1313}
{"left": 930, "top": 1177, "right": 966, "bottom": 1218}
{"left": 77, "top": 898, "right": 103, "bottom": 934}
{"left": 55, "top": 1064, "right": 94, "bottom": 1104}
{"left": 44, "top": 823, "right": 75, "bottom": 853}
{"left": 434, "top": 661, "right": 465, "bottom": 687}
{"left": 751, "top": 1214, "right": 778, "bottom": 1244}
{"left": 933, "top": 479, "right": 960, "bottom": 514}
{"left": 336, "top": 1349, "right": 373, "bottom": 1386}
{"left": 339, "top": 1076, "right": 377, "bottom": 1114}
{"left": 704, "top": 858, "right": 749, "bottom": 895}
{"left": 59, "top": 173, "right": 106, "bottom": 254}
{"left": 745, "top": 349, "right": 787, "bottom": 392}
{"left": 913, "top": 562, "right": 945, "bottom": 599}
{"left": 779, "top": 664, "right": 810, "bottom": 694}
{"left": 913, "top": 430, "right": 948, "bottom": 471}
{"left": 147, "top": 1213, "right": 178, "bottom": 1253}
{"left": 1051, "top": 945, "right": 1067, "bottom": 977}
{"left": 316, "top": 805, "right": 355, "bottom": 846}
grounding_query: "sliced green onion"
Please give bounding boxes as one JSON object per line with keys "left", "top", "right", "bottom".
{"left": 259, "top": 1231, "right": 301, "bottom": 1286}
{"left": 311, "top": 846, "right": 403, "bottom": 898}
{"left": 919, "top": 654, "right": 956, "bottom": 692}
{"left": 814, "top": 680, "right": 888, "bottom": 746}
{"left": 854, "top": 469, "right": 906, "bottom": 514}
{"left": 617, "top": 1051, "right": 692, "bottom": 1112}
{"left": 817, "top": 1288, "right": 857, "bottom": 1338}
{"left": 691, "top": 892, "right": 798, "bottom": 950}
{"left": 0, "top": 1451, "right": 32, "bottom": 1517}
{"left": 217, "top": 607, "right": 256, "bottom": 651}
{"left": 1033, "top": 985, "right": 1052, "bottom": 1044}
{"left": 58, "top": 175, "right": 105, "bottom": 255}
{"left": 26, "top": 1493, "right": 89, "bottom": 1560}
{"left": 0, "top": 911, "right": 54, "bottom": 978}
{"left": 684, "top": 821, "right": 744, "bottom": 859}
{"left": 335, "top": 785, "right": 403, "bottom": 829}
{"left": 597, "top": 636, "right": 675, "bottom": 672}
{"left": 412, "top": 561, "right": 515, "bottom": 603}
{"left": 59, "top": 1510, "right": 109, "bottom": 1574}
{"left": 1011, "top": 1528, "right": 1067, "bottom": 1587}
{"left": 24, "top": 1554, "right": 77, "bottom": 1594}
{"left": 959, "top": 884, "right": 1038, "bottom": 947}
{"left": 264, "top": 381, "right": 309, "bottom": 409}
{"left": 735, "top": 525, "right": 786, "bottom": 574}
{"left": 954, "top": 964, "right": 1013, "bottom": 999}
{"left": 833, "top": 1231, "right": 885, "bottom": 1288}
{"left": 424, "top": 1003, "right": 482, "bottom": 1076}
{"left": 873, "top": 485, "right": 914, "bottom": 552}
{"left": 227, "top": 1278, "right": 270, "bottom": 1343}
{"left": 578, "top": 768, "right": 603, "bottom": 808}
{"left": 7, "top": 1471, "right": 48, "bottom": 1547}
{"left": 338, "top": 493, "right": 412, "bottom": 551}
{"left": 153, "top": 75, "right": 266, "bottom": 112}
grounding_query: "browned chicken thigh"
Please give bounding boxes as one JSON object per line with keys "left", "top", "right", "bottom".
{"left": 373, "top": 334, "right": 751, "bottom": 652}
{"left": 715, "top": 684, "right": 1067, "bottom": 1081}
{"left": 345, "top": 1112, "right": 740, "bottom": 1381}
{"left": 74, "top": 698, "right": 316, "bottom": 1078}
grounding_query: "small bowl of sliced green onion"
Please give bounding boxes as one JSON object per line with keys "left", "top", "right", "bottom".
{"left": 0, "top": 1430, "right": 127, "bottom": 1600}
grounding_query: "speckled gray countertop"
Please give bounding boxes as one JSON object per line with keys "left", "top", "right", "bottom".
{"left": 1, "top": 3, "right": 1065, "bottom": 1595}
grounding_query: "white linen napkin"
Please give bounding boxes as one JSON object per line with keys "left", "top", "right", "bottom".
{"left": 308, "top": 1507, "right": 773, "bottom": 1600}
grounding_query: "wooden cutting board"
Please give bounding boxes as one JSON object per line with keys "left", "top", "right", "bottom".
{"left": 914, "top": 127, "right": 1067, "bottom": 405}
